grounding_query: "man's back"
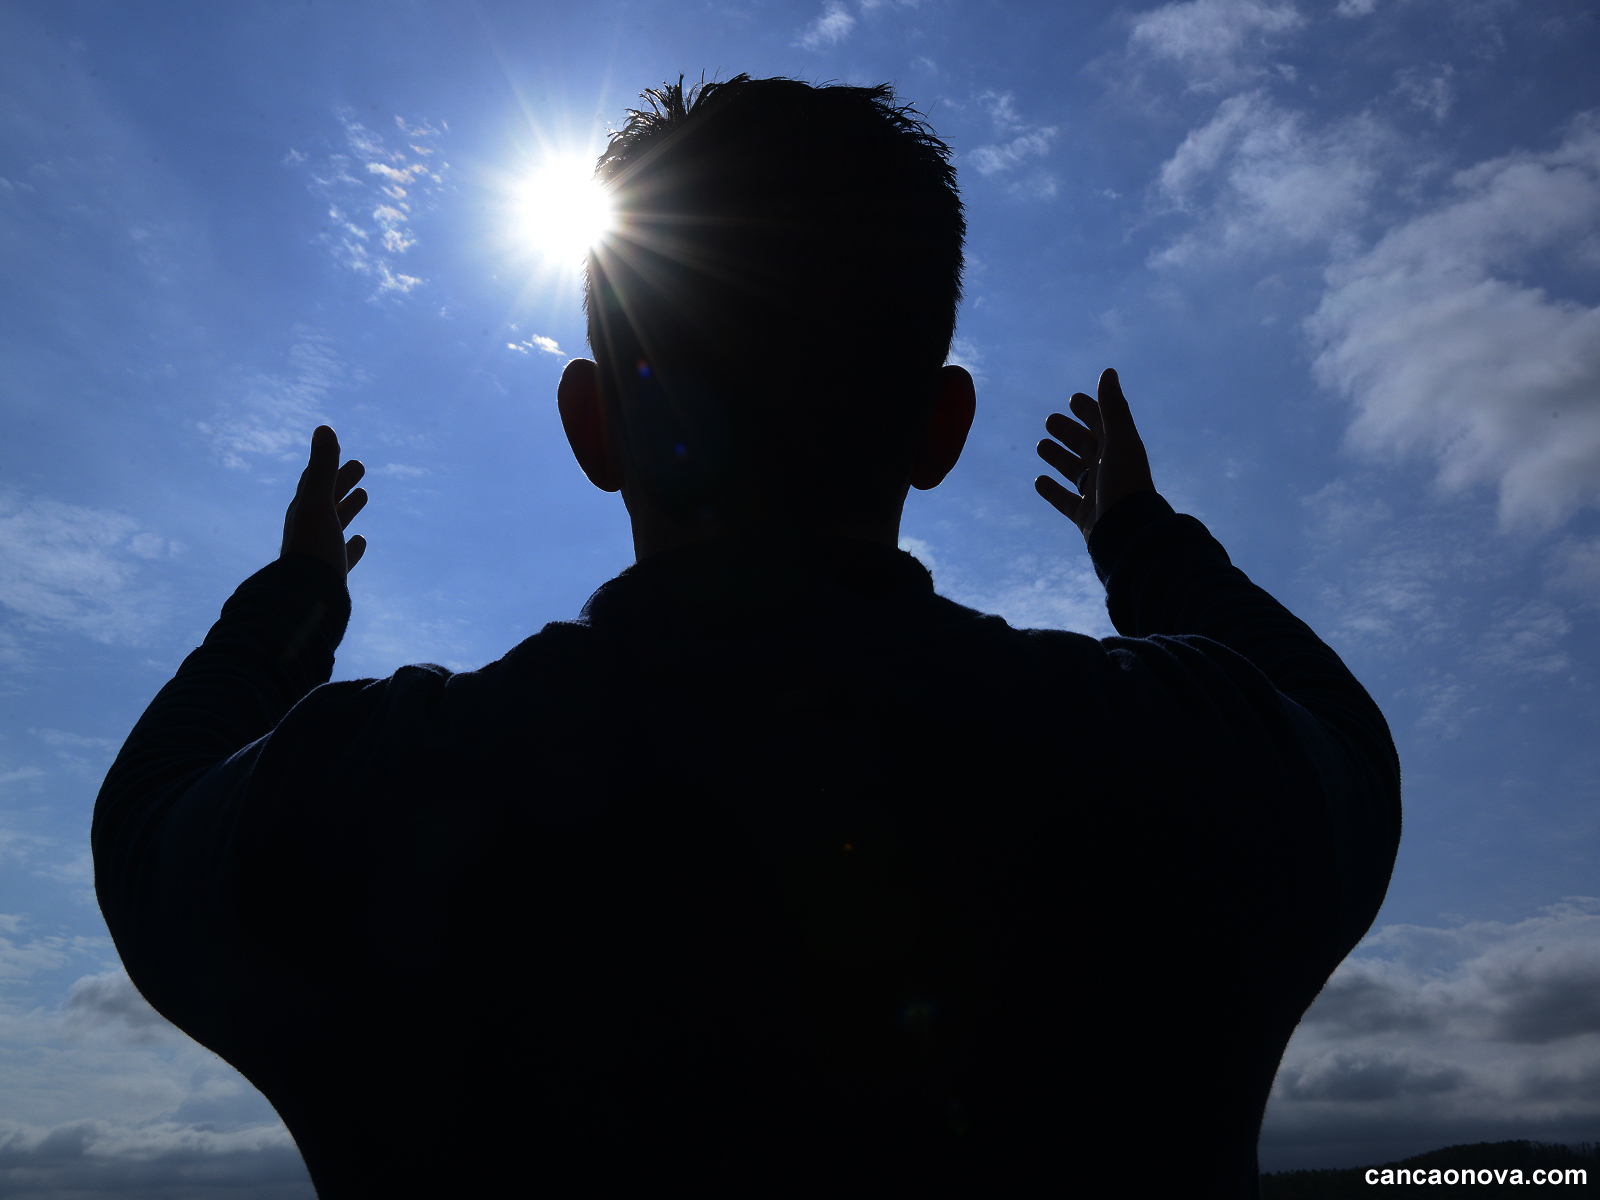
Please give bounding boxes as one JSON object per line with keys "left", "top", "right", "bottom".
{"left": 94, "top": 492, "right": 1399, "bottom": 1196}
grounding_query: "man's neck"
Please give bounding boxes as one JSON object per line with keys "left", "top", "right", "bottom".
{"left": 628, "top": 503, "right": 905, "bottom": 564}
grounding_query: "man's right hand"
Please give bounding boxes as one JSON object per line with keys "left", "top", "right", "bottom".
{"left": 281, "top": 425, "right": 368, "bottom": 581}
{"left": 1033, "top": 367, "right": 1156, "bottom": 542}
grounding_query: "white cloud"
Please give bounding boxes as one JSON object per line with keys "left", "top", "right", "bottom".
{"left": 340, "top": 592, "right": 484, "bottom": 677}
{"left": 0, "top": 1117, "right": 310, "bottom": 1196}
{"left": 1546, "top": 536, "right": 1600, "bottom": 605}
{"left": 1394, "top": 64, "right": 1455, "bottom": 123}
{"left": 0, "top": 922, "right": 71, "bottom": 980}
{"left": 1294, "top": 478, "right": 1587, "bottom": 741}
{"left": 957, "top": 555, "right": 1112, "bottom": 634}
{"left": 798, "top": 0, "right": 855, "bottom": 48}
{"left": 1308, "top": 114, "right": 1600, "bottom": 532}
{"left": 508, "top": 334, "right": 563, "bottom": 357}
{"left": 0, "top": 813, "right": 98, "bottom": 893}
{"left": 1412, "top": 677, "right": 1480, "bottom": 741}
{"left": 968, "top": 130, "right": 1057, "bottom": 177}
{"left": 198, "top": 329, "right": 343, "bottom": 470}
{"left": 1475, "top": 600, "right": 1571, "bottom": 676}
{"left": 981, "top": 91, "right": 1028, "bottom": 134}
{"left": 127, "top": 532, "right": 169, "bottom": 559}
{"left": 61, "top": 970, "right": 177, "bottom": 1046}
{"left": 372, "top": 203, "right": 415, "bottom": 254}
{"left": 1152, "top": 90, "right": 1388, "bottom": 265}
{"left": 0, "top": 493, "right": 170, "bottom": 644}
{"left": 375, "top": 263, "right": 421, "bottom": 294}
{"left": 1263, "top": 899, "right": 1600, "bottom": 1168}
{"left": 376, "top": 463, "right": 429, "bottom": 479}
{"left": 944, "top": 335, "right": 985, "bottom": 384}
{"left": 28, "top": 727, "right": 120, "bottom": 785}
{"left": 35, "top": 847, "right": 94, "bottom": 888}
{"left": 900, "top": 535, "right": 1114, "bottom": 637}
{"left": 0, "top": 768, "right": 47, "bottom": 791}
{"left": 964, "top": 92, "right": 1059, "bottom": 198}
{"left": 0, "top": 949, "right": 309, "bottom": 1195}
{"left": 1129, "top": 0, "right": 1305, "bottom": 90}
{"left": 290, "top": 109, "right": 447, "bottom": 301}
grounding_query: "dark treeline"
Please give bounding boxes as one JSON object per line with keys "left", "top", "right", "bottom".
{"left": 1260, "top": 1140, "right": 1598, "bottom": 1197}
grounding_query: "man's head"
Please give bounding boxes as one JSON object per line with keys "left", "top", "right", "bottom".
{"left": 561, "top": 74, "right": 973, "bottom": 553}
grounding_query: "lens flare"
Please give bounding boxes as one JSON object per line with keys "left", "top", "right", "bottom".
{"left": 515, "top": 156, "right": 614, "bottom": 263}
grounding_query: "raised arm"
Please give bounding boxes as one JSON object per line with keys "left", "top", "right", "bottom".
{"left": 1035, "top": 370, "right": 1401, "bottom": 945}
{"left": 92, "top": 428, "right": 370, "bottom": 1032}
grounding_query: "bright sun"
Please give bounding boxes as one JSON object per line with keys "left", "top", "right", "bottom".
{"left": 515, "top": 155, "right": 614, "bottom": 264}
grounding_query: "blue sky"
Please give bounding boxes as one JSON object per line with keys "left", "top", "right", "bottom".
{"left": 2, "top": 0, "right": 1598, "bottom": 1190}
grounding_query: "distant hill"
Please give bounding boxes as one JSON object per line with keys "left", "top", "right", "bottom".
{"left": 1260, "top": 1140, "right": 1597, "bottom": 1197}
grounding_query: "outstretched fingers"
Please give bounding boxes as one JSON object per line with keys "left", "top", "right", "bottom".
{"left": 334, "top": 457, "right": 365, "bottom": 500}
{"left": 1035, "top": 431, "right": 1085, "bottom": 483}
{"left": 1046, "top": 404, "right": 1099, "bottom": 461}
{"left": 302, "top": 425, "right": 341, "bottom": 492}
{"left": 336, "top": 486, "right": 367, "bottom": 530}
{"left": 282, "top": 425, "right": 373, "bottom": 576}
{"left": 1096, "top": 367, "right": 1145, "bottom": 452}
{"left": 1034, "top": 474, "right": 1081, "bottom": 521}
{"left": 1068, "top": 392, "right": 1103, "bottom": 444}
{"left": 333, "top": 457, "right": 368, "bottom": 530}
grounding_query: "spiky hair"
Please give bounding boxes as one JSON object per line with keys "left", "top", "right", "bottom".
{"left": 584, "top": 74, "right": 966, "bottom": 527}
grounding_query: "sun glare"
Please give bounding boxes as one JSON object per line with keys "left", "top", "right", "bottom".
{"left": 515, "top": 155, "right": 614, "bottom": 264}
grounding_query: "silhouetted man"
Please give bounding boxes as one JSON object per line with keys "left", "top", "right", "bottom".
{"left": 95, "top": 77, "right": 1400, "bottom": 1198}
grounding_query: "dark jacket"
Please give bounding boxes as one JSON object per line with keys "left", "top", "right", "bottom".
{"left": 94, "top": 492, "right": 1400, "bottom": 1197}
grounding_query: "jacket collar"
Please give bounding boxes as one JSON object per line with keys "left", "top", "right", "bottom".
{"left": 577, "top": 534, "right": 966, "bottom": 643}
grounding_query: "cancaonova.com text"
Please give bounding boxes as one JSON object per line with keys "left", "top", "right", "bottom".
{"left": 1365, "top": 1167, "right": 1588, "bottom": 1186}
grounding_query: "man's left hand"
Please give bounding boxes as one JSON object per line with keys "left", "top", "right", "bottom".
{"left": 281, "top": 425, "right": 368, "bottom": 580}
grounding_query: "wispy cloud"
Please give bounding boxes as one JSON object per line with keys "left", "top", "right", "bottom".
{"left": 1546, "top": 536, "right": 1600, "bottom": 607}
{"left": 943, "top": 335, "right": 985, "bottom": 384}
{"left": 0, "top": 493, "right": 172, "bottom": 645}
{"left": 198, "top": 328, "right": 346, "bottom": 470}
{"left": 1475, "top": 600, "right": 1572, "bottom": 677}
{"left": 1308, "top": 114, "right": 1600, "bottom": 532}
{"left": 0, "top": 918, "right": 72, "bottom": 981}
{"left": 899, "top": 535, "right": 1114, "bottom": 637}
{"left": 964, "top": 92, "right": 1059, "bottom": 199}
{"left": 288, "top": 111, "right": 447, "bottom": 300}
{"left": 1393, "top": 64, "right": 1456, "bottom": 123}
{"left": 798, "top": 0, "right": 855, "bottom": 48}
{"left": 1295, "top": 476, "right": 1588, "bottom": 742}
{"left": 375, "top": 463, "right": 429, "bottom": 479}
{"left": 968, "top": 131, "right": 1057, "bottom": 177}
{"left": 27, "top": 727, "right": 120, "bottom": 786}
{"left": 1129, "top": 0, "right": 1305, "bottom": 92}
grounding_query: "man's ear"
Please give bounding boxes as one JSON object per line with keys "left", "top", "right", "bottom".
{"left": 909, "top": 364, "right": 977, "bottom": 491}
{"left": 557, "top": 358, "right": 624, "bottom": 493}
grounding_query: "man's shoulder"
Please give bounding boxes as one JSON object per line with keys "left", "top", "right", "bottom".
{"left": 407, "top": 591, "right": 1116, "bottom": 729}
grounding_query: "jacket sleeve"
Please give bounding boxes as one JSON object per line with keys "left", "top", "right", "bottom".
{"left": 91, "top": 553, "right": 361, "bottom": 1044}
{"left": 1087, "top": 490, "right": 1402, "bottom": 948}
